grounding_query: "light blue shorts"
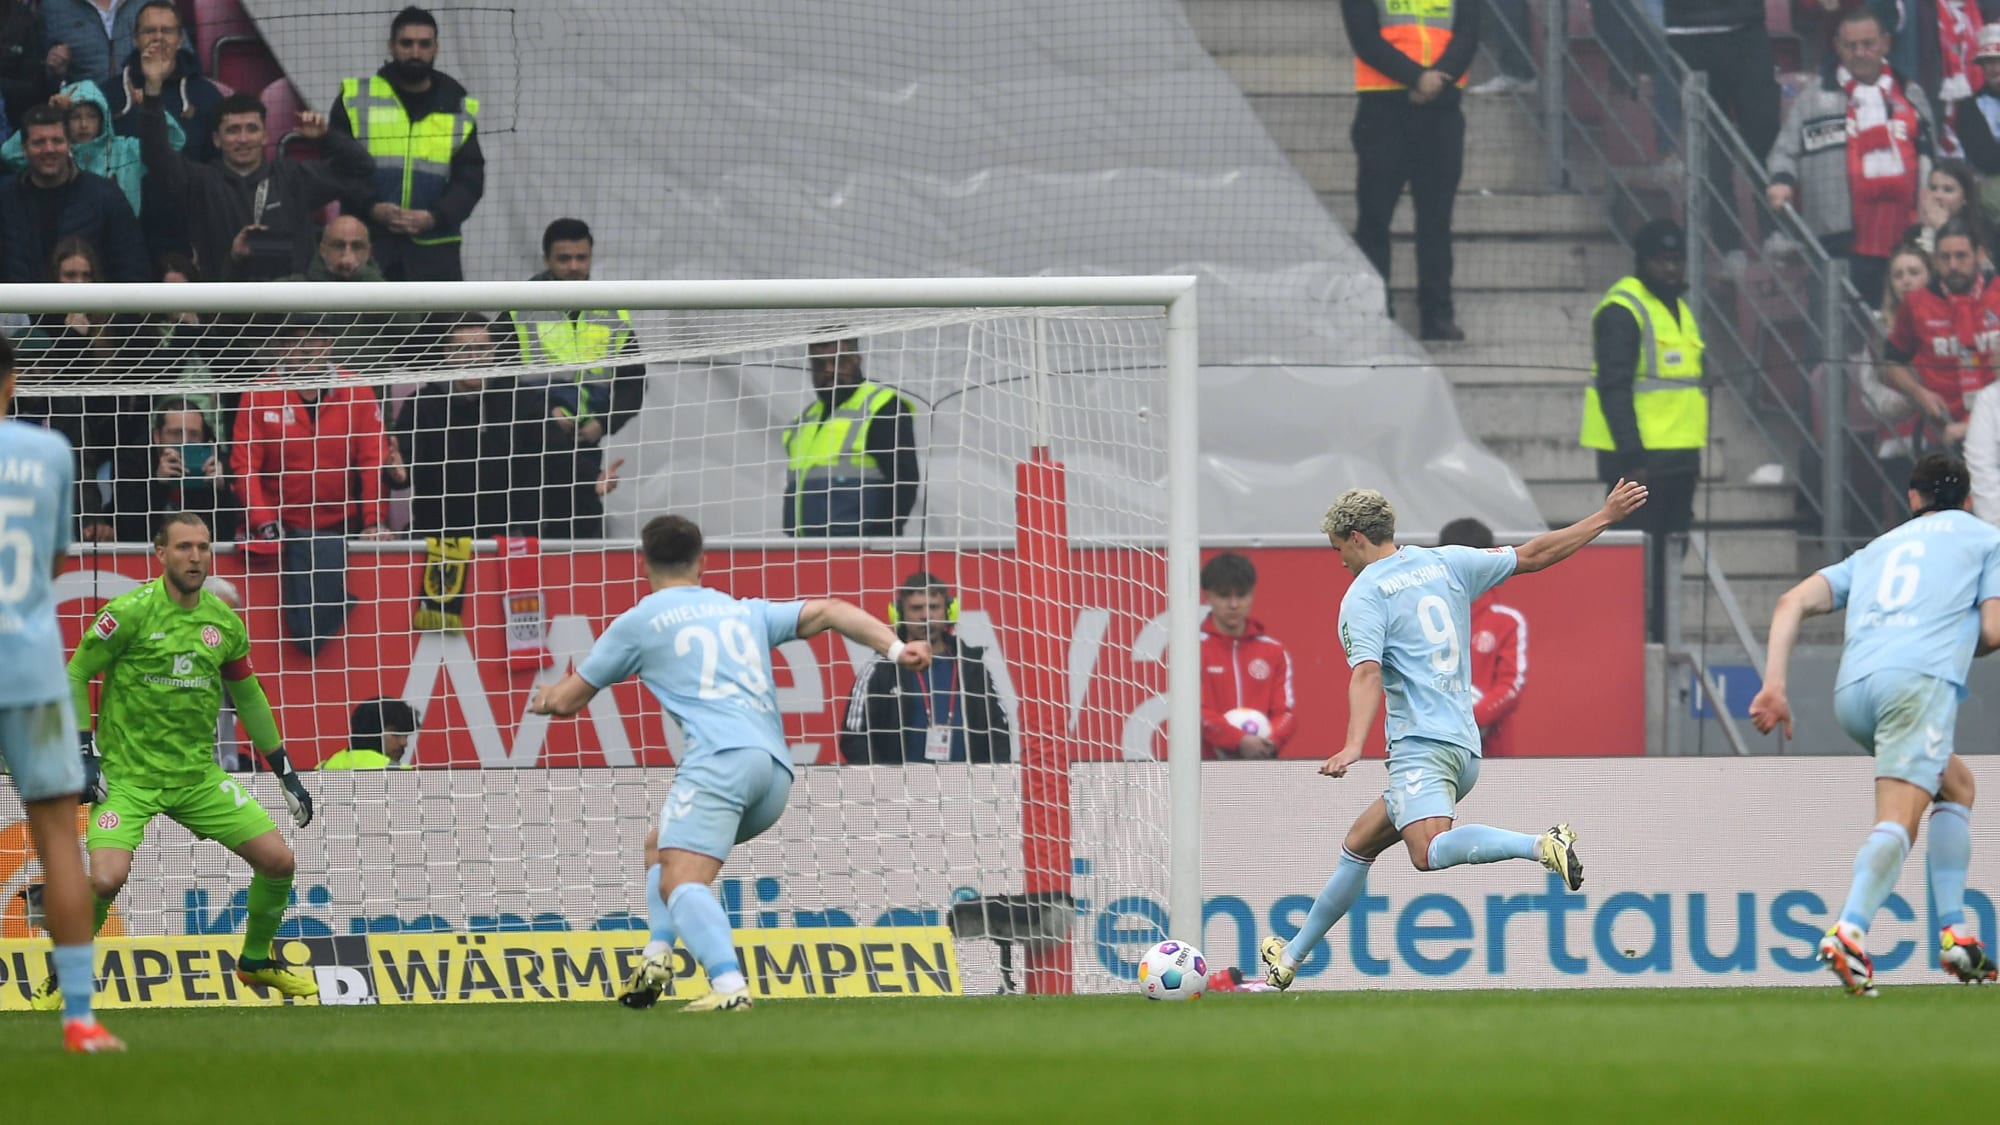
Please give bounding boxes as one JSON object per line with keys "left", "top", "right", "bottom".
{"left": 659, "top": 747, "right": 793, "bottom": 861}
{"left": 0, "top": 698, "right": 83, "bottom": 803}
{"left": 1834, "top": 671, "right": 1960, "bottom": 794}
{"left": 1383, "top": 737, "right": 1481, "bottom": 830}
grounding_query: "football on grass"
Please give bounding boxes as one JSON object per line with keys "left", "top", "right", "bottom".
{"left": 1138, "top": 940, "right": 1207, "bottom": 1001}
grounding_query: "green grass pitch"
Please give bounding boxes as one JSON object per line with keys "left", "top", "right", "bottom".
{"left": 5, "top": 988, "right": 1997, "bottom": 1121}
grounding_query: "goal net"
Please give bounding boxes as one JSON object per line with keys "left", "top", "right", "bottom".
{"left": 0, "top": 277, "right": 1200, "bottom": 997}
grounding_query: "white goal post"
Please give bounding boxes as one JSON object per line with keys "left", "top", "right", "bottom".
{"left": 3, "top": 276, "right": 1201, "bottom": 995}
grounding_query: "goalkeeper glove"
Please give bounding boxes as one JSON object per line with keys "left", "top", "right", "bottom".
{"left": 263, "top": 746, "right": 314, "bottom": 827}
{"left": 78, "top": 730, "right": 106, "bottom": 806}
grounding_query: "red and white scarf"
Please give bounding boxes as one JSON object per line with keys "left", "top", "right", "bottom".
{"left": 1844, "top": 65, "right": 1921, "bottom": 258}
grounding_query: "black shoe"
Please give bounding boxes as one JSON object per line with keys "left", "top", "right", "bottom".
{"left": 1420, "top": 319, "right": 1465, "bottom": 342}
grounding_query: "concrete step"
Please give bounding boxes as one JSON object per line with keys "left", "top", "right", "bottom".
{"left": 1530, "top": 480, "right": 1800, "bottom": 526}
{"left": 1455, "top": 385, "right": 1588, "bottom": 439}
{"left": 1433, "top": 351, "right": 1593, "bottom": 386}
{"left": 1320, "top": 190, "right": 1607, "bottom": 237}
{"left": 1681, "top": 576, "right": 1843, "bottom": 643}
{"left": 1186, "top": 2, "right": 1349, "bottom": 56}
{"left": 1677, "top": 529, "right": 1802, "bottom": 578}
{"left": 1485, "top": 436, "right": 1732, "bottom": 482}
{"left": 1292, "top": 141, "right": 1553, "bottom": 195}
{"left": 1250, "top": 93, "right": 1541, "bottom": 154}
{"left": 1395, "top": 295, "right": 1600, "bottom": 358}
{"left": 1384, "top": 238, "right": 1612, "bottom": 292}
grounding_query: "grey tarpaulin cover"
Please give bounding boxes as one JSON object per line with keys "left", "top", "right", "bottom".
{"left": 249, "top": 0, "right": 1543, "bottom": 538}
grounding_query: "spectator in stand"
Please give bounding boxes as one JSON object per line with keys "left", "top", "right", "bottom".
{"left": 0, "top": 0, "right": 60, "bottom": 135}
{"left": 1766, "top": 9, "right": 1934, "bottom": 307}
{"left": 1580, "top": 219, "right": 1708, "bottom": 643}
{"left": 782, "top": 336, "right": 919, "bottom": 538}
{"left": 1195, "top": 552, "right": 1296, "bottom": 761}
{"left": 1904, "top": 159, "right": 1984, "bottom": 254}
{"left": 102, "top": 1, "right": 222, "bottom": 161}
{"left": 1436, "top": 518, "right": 1528, "bottom": 755}
{"left": 1881, "top": 220, "right": 1996, "bottom": 458}
{"left": 231, "top": 315, "right": 393, "bottom": 655}
{"left": 0, "top": 102, "right": 145, "bottom": 281}
{"left": 395, "top": 313, "right": 542, "bottom": 539}
{"left": 1665, "top": 0, "right": 1780, "bottom": 262}
{"left": 104, "top": 396, "right": 241, "bottom": 544}
{"left": 1468, "top": 0, "right": 1534, "bottom": 96}
{"left": 331, "top": 6, "right": 484, "bottom": 282}
{"left": 0, "top": 77, "right": 174, "bottom": 215}
{"left": 1342, "top": 0, "right": 1477, "bottom": 340}
{"left": 838, "top": 571, "right": 1012, "bottom": 764}
{"left": 1849, "top": 245, "right": 1929, "bottom": 501}
{"left": 9, "top": 237, "right": 129, "bottom": 542}
{"left": 1954, "top": 25, "right": 2000, "bottom": 232}
{"left": 507, "top": 220, "right": 638, "bottom": 540}
{"left": 38, "top": 0, "right": 138, "bottom": 89}
{"left": 133, "top": 68, "right": 374, "bottom": 282}
{"left": 1967, "top": 351, "right": 2000, "bottom": 521}
{"left": 319, "top": 698, "right": 419, "bottom": 770}
{"left": 277, "top": 216, "right": 425, "bottom": 376}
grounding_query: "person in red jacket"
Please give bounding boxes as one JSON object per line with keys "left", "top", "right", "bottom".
{"left": 230, "top": 315, "right": 392, "bottom": 654}
{"left": 1883, "top": 221, "right": 1999, "bottom": 454}
{"left": 1438, "top": 518, "right": 1528, "bottom": 755}
{"left": 1197, "top": 553, "right": 1297, "bottom": 760}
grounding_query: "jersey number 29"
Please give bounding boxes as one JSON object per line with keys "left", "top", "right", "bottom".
{"left": 675, "top": 618, "right": 770, "bottom": 700}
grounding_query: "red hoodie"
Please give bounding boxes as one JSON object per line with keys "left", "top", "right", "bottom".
{"left": 1469, "top": 595, "right": 1528, "bottom": 756}
{"left": 231, "top": 381, "right": 388, "bottom": 535}
{"left": 1198, "top": 615, "right": 1297, "bottom": 759}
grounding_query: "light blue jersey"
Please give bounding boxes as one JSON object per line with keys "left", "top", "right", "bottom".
{"left": 1338, "top": 544, "right": 1519, "bottom": 755}
{"left": 577, "top": 585, "right": 807, "bottom": 772}
{"left": 0, "top": 420, "right": 76, "bottom": 708}
{"left": 1818, "top": 509, "right": 2000, "bottom": 692}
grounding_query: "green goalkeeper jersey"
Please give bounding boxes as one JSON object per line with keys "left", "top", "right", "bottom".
{"left": 69, "top": 578, "right": 254, "bottom": 786}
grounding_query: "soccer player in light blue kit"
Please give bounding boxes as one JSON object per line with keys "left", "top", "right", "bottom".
{"left": 1260, "top": 480, "right": 1648, "bottom": 989}
{"left": 0, "top": 336, "right": 122, "bottom": 1051}
{"left": 530, "top": 514, "right": 931, "bottom": 1011}
{"left": 1751, "top": 453, "right": 2000, "bottom": 995}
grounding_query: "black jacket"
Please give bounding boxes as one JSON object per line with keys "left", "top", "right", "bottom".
{"left": 1341, "top": 0, "right": 1481, "bottom": 105}
{"left": 0, "top": 166, "right": 148, "bottom": 281}
{"left": 839, "top": 636, "right": 1012, "bottom": 764}
{"left": 1662, "top": 0, "right": 1766, "bottom": 30}
{"left": 329, "top": 67, "right": 485, "bottom": 244}
{"left": 0, "top": 0, "right": 54, "bottom": 134}
{"left": 135, "top": 98, "right": 374, "bottom": 280}
{"left": 105, "top": 46, "right": 226, "bottom": 162}
{"left": 394, "top": 378, "right": 546, "bottom": 537}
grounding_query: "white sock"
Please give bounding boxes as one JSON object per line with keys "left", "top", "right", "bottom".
{"left": 643, "top": 939, "right": 672, "bottom": 959}
{"left": 710, "top": 970, "right": 747, "bottom": 993}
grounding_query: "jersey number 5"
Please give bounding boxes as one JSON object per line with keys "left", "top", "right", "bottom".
{"left": 0, "top": 496, "right": 35, "bottom": 605}
{"left": 1417, "top": 594, "right": 1461, "bottom": 675}
{"left": 675, "top": 618, "right": 770, "bottom": 700}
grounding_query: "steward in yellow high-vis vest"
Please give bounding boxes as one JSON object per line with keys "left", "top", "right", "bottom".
{"left": 1342, "top": 0, "right": 1481, "bottom": 340}
{"left": 330, "top": 8, "right": 483, "bottom": 282}
{"left": 1582, "top": 219, "right": 1708, "bottom": 643}
{"left": 782, "top": 338, "right": 920, "bottom": 538}
{"left": 319, "top": 698, "right": 418, "bottom": 770}
{"left": 506, "top": 219, "right": 648, "bottom": 542}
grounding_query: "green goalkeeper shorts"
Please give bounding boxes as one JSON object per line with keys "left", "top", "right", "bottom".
{"left": 86, "top": 766, "right": 279, "bottom": 853}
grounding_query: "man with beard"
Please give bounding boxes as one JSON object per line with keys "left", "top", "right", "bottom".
{"left": 1579, "top": 219, "right": 1708, "bottom": 643}
{"left": 838, "top": 571, "right": 1011, "bottom": 764}
{"left": 0, "top": 103, "right": 146, "bottom": 282}
{"left": 1883, "top": 221, "right": 2000, "bottom": 460}
{"left": 331, "top": 6, "right": 484, "bottom": 282}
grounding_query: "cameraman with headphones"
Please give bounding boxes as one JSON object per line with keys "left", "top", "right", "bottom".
{"left": 839, "top": 571, "right": 1012, "bottom": 764}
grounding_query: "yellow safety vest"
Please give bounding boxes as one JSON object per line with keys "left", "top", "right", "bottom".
{"left": 783, "top": 381, "right": 906, "bottom": 527}
{"left": 318, "top": 748, "right": 404, "bottom": 771}
{"left": 508, "top": 307, "right": 635, "bottom": 423}
{"left": 1580, "top": 276, "right": 1708, "bottom": 451}
{"left": 337, "top": 76, "right": 479, "bottom": 245}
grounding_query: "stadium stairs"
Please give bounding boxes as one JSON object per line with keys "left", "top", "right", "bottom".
{"left": 1186, "top": 0, "right": 1818, "bottom": 644}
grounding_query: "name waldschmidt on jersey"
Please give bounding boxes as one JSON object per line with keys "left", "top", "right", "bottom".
{"left": 1375, "top": 563, "right": 1447, "bottom": 596}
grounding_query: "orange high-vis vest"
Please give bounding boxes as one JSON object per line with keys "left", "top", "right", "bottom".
{"left": 1355, "top": 0, "right": 1465, "bottom": 92}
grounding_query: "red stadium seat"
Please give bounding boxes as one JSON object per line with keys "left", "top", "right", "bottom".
{"left": 191, "top": 0, "right": 256, "bottom": 81}
{"left": 260, "top": 78, "right": 303, "bottom": 162}
{"left": 214, "top": 36, "right": 280, "bottom": 98}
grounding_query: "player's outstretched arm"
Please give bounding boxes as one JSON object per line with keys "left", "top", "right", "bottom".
{"left": 530, "top": 673, "right": 600, "bottom": 718}
{"left": 1748, "top": 574, "right": 1834, "bottom": 737}
{"left": 226, "top": 672, "right": 313, "bottom": 826}
{"left": 1321, "top": 660, "right": 1381, "bottom": 779}
{"left": 1513, "top": 478, "right": 1649, "bottom": 575}
{"left": 796, "top": 599, "right": 933, "bottom": 672}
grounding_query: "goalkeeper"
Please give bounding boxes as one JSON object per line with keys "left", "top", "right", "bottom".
{"left": 34, "top": 513, "right": 318, "bottom": 1008}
